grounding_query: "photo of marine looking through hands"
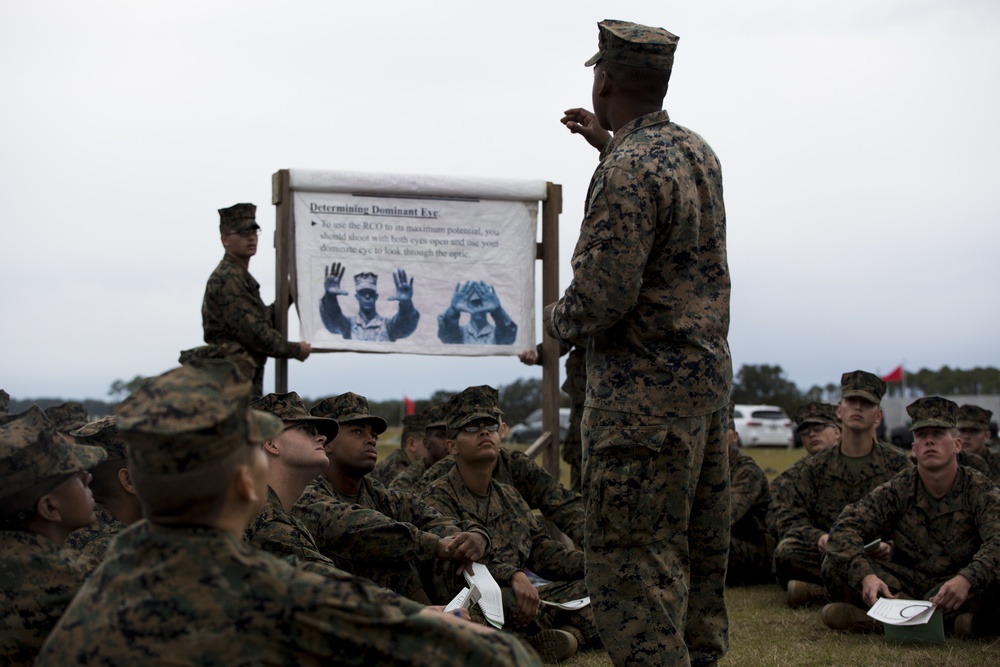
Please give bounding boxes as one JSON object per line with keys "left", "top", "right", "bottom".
{"left": 437, "top": 280, "right": 517, "bottom": 345}
{"left": 319, "top": 262, "right": 420, "bottom": 342}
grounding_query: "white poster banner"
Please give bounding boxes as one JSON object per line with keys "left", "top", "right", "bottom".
{"left": 292, "top": 173, "right": 540, "bottom": 356}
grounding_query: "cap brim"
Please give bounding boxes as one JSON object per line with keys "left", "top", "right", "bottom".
{"left": 584, "top": 51, "right": 602, "bottom": 67}
{"left": 339, "top": 416, "right": 388, "bottom": 435}
{"left": 910, "top": 419, "right": 954, "bottom": 432}
{"left": 290, "top": 416, "right": 340, "bottom": 443}
{"left": 841, "top": 390, "right": 880, "bottom": 404}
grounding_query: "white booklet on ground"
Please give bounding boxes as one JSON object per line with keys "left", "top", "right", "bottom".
{"left": 866, "top": 598, "right": 936, "bottom": 626}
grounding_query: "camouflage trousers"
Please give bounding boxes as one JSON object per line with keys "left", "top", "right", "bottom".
{"left": 561, "top": 430, "right": 583, "bottom": 494}
{"left": 822, "top": 557, "right": 1000, "bottom": 627}
{"left": 581, "top": 407, "right": 731, "bottom": 667}
{"left": 773, "top": 537, "right": 823, "bottom": 586}
{"left": 498, "top": 579, "right": 601, "bottom": 647}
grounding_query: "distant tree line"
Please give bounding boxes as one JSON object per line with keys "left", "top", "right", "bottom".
{"left": 731, "top": 364, "right": 1000, "bottom": 415}
{"left": 10, "top": 365, "right": 995, "bottom": 429}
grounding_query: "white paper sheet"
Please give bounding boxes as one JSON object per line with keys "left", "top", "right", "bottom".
{"left": 464, "top": 563, "right": 504, "bottom": 628}
{"left": 867, "top": 598, "right": 936, "bottom": 626}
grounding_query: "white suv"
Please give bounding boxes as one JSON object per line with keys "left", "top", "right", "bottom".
{"left": 733, "top": 404, "right": 794, "bottom": 448}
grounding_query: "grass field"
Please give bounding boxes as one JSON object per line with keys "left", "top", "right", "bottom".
{"left": 373, "top": 437, "right": 998, "bottom": 665}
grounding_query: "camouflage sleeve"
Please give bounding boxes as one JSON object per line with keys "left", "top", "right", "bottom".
{"left": 524, "top": 514, "right": 585, "bottom": 582}
{"left": 204, "top": 265, "right": 300, "bottom": 359}
{"left": 387, "top": 300, "right": 420, "bottom": 341}
{"left": 287, "top": 572, "right": 541, "bottom": 667}
{"left": 293, "top": 493, "right": 440, "bottom": 563}
{"left": 825, "top": 479, "right": 906, "bottom": 589}
{"left": 549, "top": 166, "right": 655, "bottom": 341}
{"left": 389, "top": 458, "right": 429, "bottom": 493}
{"left": 506, "top": 450, "right": 585, "bottom": 546}
{"left": 768, "top": 461, "right": 825, "bottom": 546}
{"left": 730, "top": 456, "right": 768, "bottom": 525}
{"left": 421, "top": 482, "right": 517, "bottom": 585}
{"left": 957, "top": 475, "right": 1000, "bottom": 592}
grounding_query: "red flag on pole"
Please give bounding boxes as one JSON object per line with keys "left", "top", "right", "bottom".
{"left": 403, "top": 396, "right": 415, "bottom": 416}
{"left": 880, "top": 365, "right": 904, "bottom": 383}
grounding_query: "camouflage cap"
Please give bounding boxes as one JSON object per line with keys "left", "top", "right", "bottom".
{"left": 71, "top": 416, "right": 127, "bottom": 461}
{"left": 252, "top": 392, "right": 339, "bottom": 443}
{"left": 116, "top": 361, "right": 282, "bottom": 474}
{"left": 402, "top": 412, "right": 428, "bottom": 433}
{"left": 44, "top": 402, "right": 89, "bottom": 433}
{"left": 840, "top": 371, "right": 886, "bottom": 404}
{"left": 0, "top": 407, "right": 106, "bottom": 498}
{"left": 218, "top": 202, "right": 260, "bottom": 234}
{"left": 445, "top": 385, "right": 501, "bottom": 431}
{"left": 585, "top": 19, "right": 679, "bottom": 71}
{"left": 354, "top": 272, "right": 378, "bottom": 292}
{"left": 795, "top": 402, "right": 839, "bottom": 428}
{"left": 0, "top": 389, "right": 8, "bottom": 416}
{"left": 310, "top": 393, "right": 388, "bottom": 435}
{"left": 422, "top": 403, "right": 449, "bottom": 431}
{"left": 907, "top": 396, "right": 958, "bottom": 431}
{"left": 179, "top": 342, "right": 258, "bottom": 382}
{"left": 957, "top": 404, "right": 992, "bottom": 431}
{"left": 470, "top": 385, "right": 504, "bottom": 417}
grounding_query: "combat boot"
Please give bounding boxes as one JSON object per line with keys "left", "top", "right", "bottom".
{"left": 953, "top": 613, "right": 975, "bottom": 638}
{"left": 787, "top": 580, "right": 827, "bottom": 607}
{"left": 821, "top": 602, "right": 878, "bottom": 633}
{"left": 526, "top": 628, "right": 578, "bottom": 663}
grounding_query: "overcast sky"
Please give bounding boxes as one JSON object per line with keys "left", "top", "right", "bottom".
{"left": 2, "top": 0, "right": 998, "bottom": 403}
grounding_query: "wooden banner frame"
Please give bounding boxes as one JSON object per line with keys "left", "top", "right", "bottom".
{"left": 270, "top": 169, "right": 564, "bottom": 477}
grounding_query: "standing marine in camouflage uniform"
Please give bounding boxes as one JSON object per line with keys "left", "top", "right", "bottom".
{"left": 0, "top": 406, "right": 105, "bottom": 666}
{"left": 201, "top": 202, "right": 311, "bottom": 396}
{"left": 770, "top": 371, "right": 911, "bottom": 607}
{"left": 0, "top": 389, "right": 9, "bottom": 417}
{"left": 423, "top": 386, "right": 600, "bottom": 663}
{"left": 546, "top": 19, "right": 732, "bottom": 667}
{"left": 957, "top": 405, "right": 1000, "bottom": 484}
{"left": 822, "top": 397, "right": 1000, "bottom": 637}
{"left": 371, "top": 412, "right": 429, "bottom": 485}
{"left": 297, "top": 393, "right": 489, "bottom": 604}
{"left": 37, "top": 361, "right": 540, "bottom": 667}
{"left": 65, "top": 417, "right": 142, "bottom": 560}
{"left": 519, "top": 341, "right": 587, "bottom": 492}
{"left": 726, "top": 403, "right": 772, "bottom": 586}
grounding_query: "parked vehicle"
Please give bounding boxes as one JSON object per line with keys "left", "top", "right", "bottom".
{"left": 506, "top": 408, "right": 571, "bottom": 444}
{"left": 733, "top": 404, "right": 795, "bottom": 448}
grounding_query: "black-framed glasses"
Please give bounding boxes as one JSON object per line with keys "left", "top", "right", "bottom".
{"left": 797, "top": 423, "right": 834, "bottom": 435}
{"left": 461, "top": 421, "right": 500, "bottom": 434}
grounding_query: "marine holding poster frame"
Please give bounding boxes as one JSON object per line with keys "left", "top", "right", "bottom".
{"left": 319, "top": 262, "right": 419, "bottom": 342}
